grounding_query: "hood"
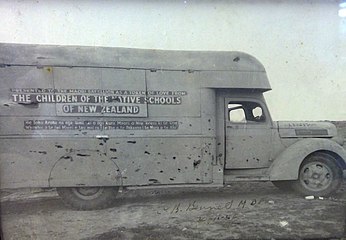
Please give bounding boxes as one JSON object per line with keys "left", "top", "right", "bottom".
{"left": 278, "top": 121, "right": 337, "bottom": 138}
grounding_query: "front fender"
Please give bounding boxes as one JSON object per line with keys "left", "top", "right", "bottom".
{"left": 269, "top": 138, "right": 346, "bottom": 181}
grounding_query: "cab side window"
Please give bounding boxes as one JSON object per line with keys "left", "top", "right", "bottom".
{"left": 228, "top": 104, "right": 246, "bottom": 123}
{"left": 228, "top": 102, "right": 266, "bottom": 123}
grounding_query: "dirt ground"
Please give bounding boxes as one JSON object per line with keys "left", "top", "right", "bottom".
{"left": 1, "top": 181, "right": 345, "bottom": 240}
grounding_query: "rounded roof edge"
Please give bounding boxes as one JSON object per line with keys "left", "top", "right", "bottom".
{"left": 0, "top": 43, "right": 266, "bottom": 72}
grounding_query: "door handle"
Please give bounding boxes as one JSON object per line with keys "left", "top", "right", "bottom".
{"left": 96, "top": 135, "right": 109, "bottom": 139}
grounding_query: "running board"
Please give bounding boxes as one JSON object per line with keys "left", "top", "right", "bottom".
{"left": 224, "top": 175, "right": 270, "bottom": 183}
{"left": 127, "top": 183, "right": 223, "bottom": 190}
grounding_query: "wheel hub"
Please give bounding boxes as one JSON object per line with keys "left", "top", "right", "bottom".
{"left": 300, "top": 162, "right": 332, "bottom": 192}
{"left": 312, "top": 173, "right": 320, "bottom": 179}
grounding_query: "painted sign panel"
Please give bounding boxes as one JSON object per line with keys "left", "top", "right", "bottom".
{"left": 10, "top": 88, "right": 185, "bottom": 117}
{"left": 24, "top": 119, "right": 179, "bottom": 130}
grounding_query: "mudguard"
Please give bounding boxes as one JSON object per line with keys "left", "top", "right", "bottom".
{"left": 269, "top": 138, "right": 346, "bottom": 180}
{"left": 49, "top": 150, "right": 122, "bottom": 187}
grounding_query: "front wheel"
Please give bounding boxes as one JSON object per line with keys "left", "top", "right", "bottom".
{"left": 291, "top": 153, "right": 343, "bottom": 196}
{"left": 57, "top": 187, "right": 119, "bottom": 210}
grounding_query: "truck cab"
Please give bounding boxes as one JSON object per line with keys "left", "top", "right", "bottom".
{"left": 218, "top": 89, "right": 345, "bottom": 196}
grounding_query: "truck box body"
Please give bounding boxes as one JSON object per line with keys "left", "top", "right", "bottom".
{"left": 0, "top": 43, "right": 270, "bottom": 189}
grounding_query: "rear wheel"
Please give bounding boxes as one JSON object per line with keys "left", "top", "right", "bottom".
{"left": 57, "top": 187, "right": 119, "bottom": 210}
{"left": 291, "top": 153, "right": 342, "bottom": 196}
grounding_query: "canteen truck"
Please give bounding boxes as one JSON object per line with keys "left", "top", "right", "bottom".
{"left": 0, "top": 43, "right": 345, "bottom": 210}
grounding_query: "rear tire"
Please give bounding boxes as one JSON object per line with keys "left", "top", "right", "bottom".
{"left": 57, "top": 187, "right": 119, "bottom": 210}
{"left": 291, "top": 153, "right": 342, "bottom": 196}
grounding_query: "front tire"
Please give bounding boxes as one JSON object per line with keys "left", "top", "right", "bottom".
{"left": 57, "top": 187, "right": 119, "bottom": 210}
{"left": 291, "top": 153, "right": 342, "bottom": 196}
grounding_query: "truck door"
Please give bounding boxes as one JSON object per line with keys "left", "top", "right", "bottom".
{"left": 224, "top": 98, "right": 272, "bottom": 169}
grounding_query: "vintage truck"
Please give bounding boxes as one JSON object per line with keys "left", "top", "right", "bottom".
{"left": 0, "top": 43, "right": 345, "bottom": 210}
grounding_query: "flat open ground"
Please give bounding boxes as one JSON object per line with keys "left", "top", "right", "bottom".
{"left": 1, "top": 181, "right": 345, "bottom": 240}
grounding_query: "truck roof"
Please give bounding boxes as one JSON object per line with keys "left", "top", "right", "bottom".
{"left": 0, "top": 43, "right": 271, "bottom": 91}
